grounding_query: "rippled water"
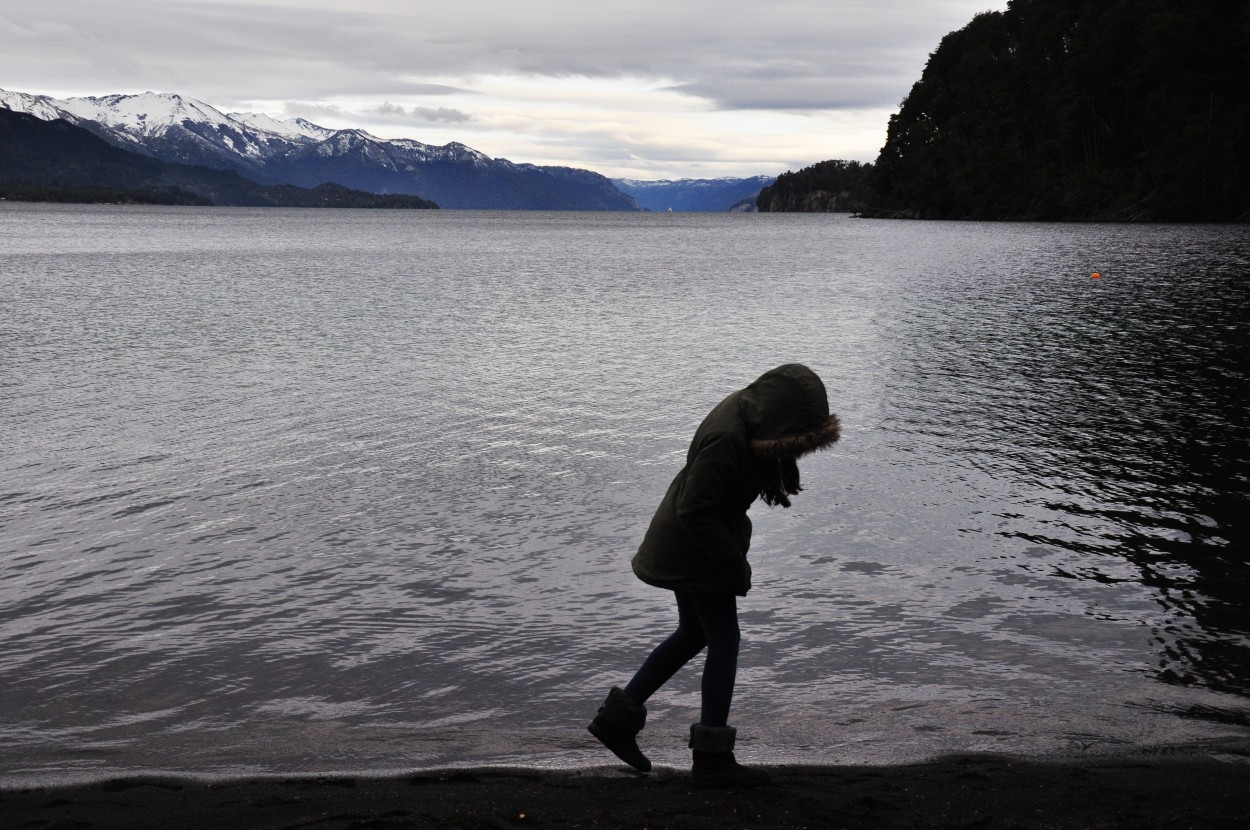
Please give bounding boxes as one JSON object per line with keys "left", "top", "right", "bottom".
{"left": 2, "top": 204, "right": 1248, "bottom": 785}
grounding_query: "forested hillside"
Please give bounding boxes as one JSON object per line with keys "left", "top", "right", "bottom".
{"left": 864, "top": 0, "right": 1250, "bottom": 221}
{"left": 755, "top": 160, "right": 872, "bottom": 213}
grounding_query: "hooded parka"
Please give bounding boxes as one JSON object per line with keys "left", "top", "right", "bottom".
{"left": 631, "top": 364, "right": 840, "bottom": 596}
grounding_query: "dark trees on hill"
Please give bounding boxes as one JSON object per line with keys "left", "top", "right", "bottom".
{"left": 864, "top": 0, "right": 1250, "bottom": 221}
{"left": 755, "top": 160, "right": 873, "bottom": 213}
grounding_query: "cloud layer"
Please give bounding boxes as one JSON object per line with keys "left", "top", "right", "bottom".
{"left": 1, "top": 0, "right": 1007, "bottom": 178}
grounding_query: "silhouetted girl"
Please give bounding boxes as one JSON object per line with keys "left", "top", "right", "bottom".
{"left": 589, "top": 364, "right": 840, "bottom": 787}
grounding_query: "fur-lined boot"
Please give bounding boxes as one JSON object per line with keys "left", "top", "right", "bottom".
{"left": 587, "top": 687, "right": 651, "bottom": 772}
{"left": 689, "top": 723, "right": 770, "bottom": 788}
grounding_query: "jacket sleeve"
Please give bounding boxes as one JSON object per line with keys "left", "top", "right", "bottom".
{"left": 673, "top": 431, "right": 752, "bottom": 563}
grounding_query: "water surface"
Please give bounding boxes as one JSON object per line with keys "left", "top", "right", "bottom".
{"left": 2, "top": 205, "right": 1248, "bottom": 784}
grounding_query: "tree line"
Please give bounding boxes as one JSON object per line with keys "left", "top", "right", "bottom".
{"left": 766, "top": 0, "right": 1250, "bottom": 221}
{"left": 755, "top": 160, "right": 872, "bottom": 213}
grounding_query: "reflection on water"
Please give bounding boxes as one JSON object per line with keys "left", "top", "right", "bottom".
{"left": 1, "top": 205, "right": 1247, "bottom": 784}
{"left": 880, "top": 228, "right": 1250, "bottom": 699}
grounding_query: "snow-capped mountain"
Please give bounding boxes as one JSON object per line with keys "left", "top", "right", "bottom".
{"left": 0, "top": 89, "right": 85, "bottom": 123}
{"left": 228, "top": 111, "right": 335, "bottom": 143}
{"left": 613, "top": 175, "right": 776, "bottom": 212}
{"left": 0, "top": 105, "right": 437, "bottom": 208}
{"left": 0, "top": 88, "right": 328, "bottom": 172}
{"left": 1, "top": 87, "right": 640, "bottom": 210}
{"left": 59, "top": 92, "right": 238, "bottom": 138}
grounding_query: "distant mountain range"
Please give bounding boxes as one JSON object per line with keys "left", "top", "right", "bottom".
{"left": 1, "top": 87, "right": 786, "bottom": 211}
{"left": 0, "top": 107, "right": 437, "bottom": 208}
{"left": 0, "top": 88, "right": 638, "bottom": 210}
{"left": 612, "top": 176, "right": 775, "bottom": 212}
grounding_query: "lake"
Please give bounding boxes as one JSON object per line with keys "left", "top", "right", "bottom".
{"left": 2, "top": 204, "right": 1248, "bottom": 785}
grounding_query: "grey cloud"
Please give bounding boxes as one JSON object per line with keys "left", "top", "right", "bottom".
{"left": 2, "top": 0, "right": 1007, "bottom": 111}
{"left": 279, "top": 100, "right": 471, "bottom": 127}
{"left": 391, "top": 84, "right": 474, "bottom": 97}
{"left": 667, "top": 71, "right": 916, "bottom": 111}
{"left": 281, "top": 101, "right": 349, "bottom": 121}
{"left": 0, "top": 0, "right": 469, "bottom": 100}
{"left": 374, "top": 102, "right": 472, "bottom": 123}
{"left": 406, "top": 107, "right": 471, "bottom": 124}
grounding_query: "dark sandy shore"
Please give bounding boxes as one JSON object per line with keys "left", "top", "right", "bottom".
{"left": 4, "top": 754, "right": 1249, "bottom": 829}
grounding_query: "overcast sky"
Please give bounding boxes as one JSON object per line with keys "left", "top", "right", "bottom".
{"left": 2, "top": 0, "right": 1007, "bottom": 179}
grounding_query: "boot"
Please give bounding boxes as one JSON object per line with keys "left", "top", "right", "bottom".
{"left": 587, "top": 687, "right": 651, "bottom": 772}
{"left": 689, "top": 723, "right": 770, "bottom": 788}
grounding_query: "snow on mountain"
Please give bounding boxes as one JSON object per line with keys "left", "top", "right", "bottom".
{"left": 2, "top": 86, "right": 641, "bottom": 210}
{"left": 0, "top": 89, "right": 77, "bottom": 123}
{"left": 229, "top": 111, "right": 334, "bottom": 142}
{"left": 415, "top": 141, "right": 495, "bottom": 166}
{"left": 5, "top": 86, "right": 534, "bottom": 175}
{"left": 1, "top": 88, "right": 332, "bottom": 153}
{"left": 55, "top": 91, "right": 234, "bottom": 137}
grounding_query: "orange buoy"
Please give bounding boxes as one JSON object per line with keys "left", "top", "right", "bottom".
{"left": 1091, "top": 272, "right": 1102, "bottom": 279}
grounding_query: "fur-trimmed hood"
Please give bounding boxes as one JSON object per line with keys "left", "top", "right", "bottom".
{"left": 751, "top": 413, "right": 841, "bottom": 458}
{"left": 632, "top": 363, "right": 840, "bottom": 597}
{"left": 740, "top": 364, "right": 841, "bottom": 459}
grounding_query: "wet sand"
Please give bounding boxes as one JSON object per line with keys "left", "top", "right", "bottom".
{"left": 4, "top": 754, "right": 1249, "bottom": 829}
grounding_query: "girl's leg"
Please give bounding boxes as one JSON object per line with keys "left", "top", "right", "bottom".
{"left": 623, "top": 592, "right": 706, "bottom": 704}
{"left": 686, "top": 592, "right": 740, "bottom": 727}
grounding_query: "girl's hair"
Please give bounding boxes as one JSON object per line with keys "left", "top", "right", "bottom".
{"left": 759, "top": 456, "right": 802, "bottom": 508}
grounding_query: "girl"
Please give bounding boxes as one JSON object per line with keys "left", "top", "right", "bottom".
{"left": 588, "top": 364, "right": 841, "bottom": 787}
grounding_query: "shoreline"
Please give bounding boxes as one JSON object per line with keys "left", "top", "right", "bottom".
{"left": 4, "top": 753, "right": 1248, "bottom": 829}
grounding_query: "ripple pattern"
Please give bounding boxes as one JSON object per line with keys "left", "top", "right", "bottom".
{"left": 2, "top": 205, "right": 1248, "bottom": 783}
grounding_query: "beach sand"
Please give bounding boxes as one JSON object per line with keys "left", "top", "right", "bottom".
{"left": 4, "top": 754, "right": 1249, "bottom": 829}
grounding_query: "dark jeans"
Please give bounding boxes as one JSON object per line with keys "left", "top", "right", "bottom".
{"left": 623, "top": 591, "right": 740, "bottom": 727}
